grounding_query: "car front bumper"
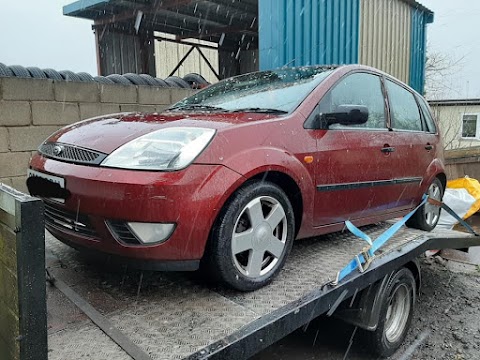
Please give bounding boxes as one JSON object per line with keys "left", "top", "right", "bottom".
{"left": 30, "top": 153, "right": 244, "bottom": 264}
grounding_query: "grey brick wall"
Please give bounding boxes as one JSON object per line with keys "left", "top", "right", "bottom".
{"left": 0, "top": 78, "right": 194, "bottom": 192}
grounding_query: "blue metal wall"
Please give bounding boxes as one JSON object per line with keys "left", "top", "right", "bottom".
{"left": 259, "top": 0, "right": 360, "bottom": 70}
{"left": 259, "top": 0, "right": 432, "bottom": 93}
{"left": 410, "top": 9, "right": 433, "bottom": 93}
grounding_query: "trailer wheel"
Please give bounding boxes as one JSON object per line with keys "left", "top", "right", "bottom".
{"left": 407, "top": 177, "right": 443, "bottom": 231}
{"left": 206, "top": 181, "right": 295, "bottom": 291}
{"left": 363, "top": 267, "right": 416, "bottom": 357}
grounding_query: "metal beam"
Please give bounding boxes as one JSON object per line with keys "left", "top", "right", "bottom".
{"left": 154, "top": 35, "right": 219, "bottom": 50}
{"left": 168, "top": 46, "right": 196, "bottom": 76}
{"left": 177, "top": 26, "right": 257, "bottom": 40}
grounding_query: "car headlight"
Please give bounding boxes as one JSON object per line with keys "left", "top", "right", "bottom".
{"left": 101, "top": 127, "right": 216, "bottom": 171}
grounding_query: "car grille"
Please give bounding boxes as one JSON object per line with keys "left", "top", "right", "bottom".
{"left": 44, "top": 202, "right": 98, "bottom": 238}
{"left": 106, "top": 221, "right": 141, "bottom": 245}
{"left": 39, "top": 142, "right": 107, "bottom": 165}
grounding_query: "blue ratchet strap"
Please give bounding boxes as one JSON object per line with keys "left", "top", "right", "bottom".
{"left": 332, "top": 195, "right": 429, "bottom": 286}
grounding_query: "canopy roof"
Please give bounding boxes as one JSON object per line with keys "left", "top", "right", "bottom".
{"left": 64, "top": 0, "right": 433, "bottom": 42}
{"left": 64, "top": 0, "right": 258, "bottom": 45}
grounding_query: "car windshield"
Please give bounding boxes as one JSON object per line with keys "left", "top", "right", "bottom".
{"left": 168, "top": 67, "right": 334, "bottom": 114}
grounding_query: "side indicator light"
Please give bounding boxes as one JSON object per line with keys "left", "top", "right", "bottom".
{"left": 304, "top": 156, "right": 314, "bottom": 164}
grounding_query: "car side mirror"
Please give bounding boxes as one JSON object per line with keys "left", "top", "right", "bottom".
{"left": 316, "top": 105, "right": 369, "bottom": 129}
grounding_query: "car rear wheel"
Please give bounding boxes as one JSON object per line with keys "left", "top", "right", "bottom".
{"left": 206, "top": 181, "right": 295, "bottom": 291}
{"left": 406, "top": 177, "right": 443, "bottom": 231}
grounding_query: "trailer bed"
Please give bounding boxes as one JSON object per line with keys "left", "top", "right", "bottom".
{"left": 45, "top": 223, "right": 477, "bottom": 360}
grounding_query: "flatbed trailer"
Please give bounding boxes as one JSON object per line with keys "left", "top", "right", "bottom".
{"left": 45, "top": 223, "right": 480, "bottom": 360}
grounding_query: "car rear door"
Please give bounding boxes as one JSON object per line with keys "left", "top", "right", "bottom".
{"left": 309, "top": 72, "right": 401, "bottom": 226}
{"left": 382, "top": 79, "right": 436, "bottom": 211}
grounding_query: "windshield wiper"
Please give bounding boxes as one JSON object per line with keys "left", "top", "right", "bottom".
{"left": 167, "top": 104, "right": 227, "bottom": 112}
{"left": 229, "top": 107, "right": 288, "bottom": 114}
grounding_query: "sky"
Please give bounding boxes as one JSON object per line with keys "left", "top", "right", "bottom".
{"left": 421, "top": 0, "right": 480, "bottom": 99}
{"left": 0, "top": 0, "right": 479, "bottom": 99}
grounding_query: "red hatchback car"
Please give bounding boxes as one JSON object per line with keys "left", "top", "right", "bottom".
{"left": 28, "top": 65, "right": 445, "bottom": 291}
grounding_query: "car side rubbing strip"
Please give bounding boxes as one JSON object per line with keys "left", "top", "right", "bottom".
{"left": 316, "top": 177, "right": 423, "bottom": 192}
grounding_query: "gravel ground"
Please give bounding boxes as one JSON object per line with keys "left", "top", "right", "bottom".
{"left": 255, "top": 257, "right": 480, "bottom": 360}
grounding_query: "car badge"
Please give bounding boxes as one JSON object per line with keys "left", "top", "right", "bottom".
{"left": 53, "top": 145, "right": 63, "bottom": 156}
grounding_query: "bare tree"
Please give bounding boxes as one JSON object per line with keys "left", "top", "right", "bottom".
{"left": 424, "top": 45, "right": 464, "bottom": 100}
{"left": 425, "top": 46, "right": 468, "bottom": 151}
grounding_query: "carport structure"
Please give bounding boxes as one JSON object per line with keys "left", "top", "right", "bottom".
{"left": 64, "top": 0, "right": 434, "bottom": 92}
{"left": 64, "top": 0, "right": 259, "bottom": 79}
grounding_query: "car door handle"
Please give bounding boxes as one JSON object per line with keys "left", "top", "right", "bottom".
{"left": 381, "top": 147, "right": 396, "bottom": 153}
{"left": 425, "top": 144, "right": 433, "bottom": 150}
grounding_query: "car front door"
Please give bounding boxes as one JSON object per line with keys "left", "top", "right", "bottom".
{"left": 308, "top": 72, "right": 400, "bottom": 227}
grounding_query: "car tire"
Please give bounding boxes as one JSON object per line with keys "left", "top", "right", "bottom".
{"left": 166, "top": 76, "right": 191, "bottom": 88}
{"left": 9, "top": 65, "right": 31, "bottom": 78}
{"left": 154, "top": 78, "right": 169, "bottom": 87}
{"left": 59, "top": 70, "right": 82, "bottom": 82}
{"left": 106, "top": 74, "right": 132, "bottom": 85}
{"left": 43, "top": 68, "right": 63, "bottom": 81}
{"left": 94, "top": 76, "right": 115, "bottom": 84}
{"left": 27, "top": 67, "right": 47, "bottom": 79}
{"left": 183, "top": 73, "right": 209, "bottom": 88}
{"left": 77, "top": 72, "right": 95, "bottom": 82}
{"left": 0, "top": 62, "right": 13, "bottom": 77}
{"left": 206, "top": 180, "right": 295, "bottom": 291}
{"left": 123, "top": 73, "right": 149, "bottom": 85}
{"left": 406, "top": 177, "right": 443, "bottom": 231}
{"left": 361, "top": 267, "right": 416, "bottom": 358}
{"left": 139, "top": 74, "right": 160, "bottom": 86}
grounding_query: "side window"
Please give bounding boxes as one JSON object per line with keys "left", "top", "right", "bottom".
{"left": 318, "top": 73, "right": 386, "bottom": 129}
{"left": 386, "top": 80, "right": 422, "bottom": 131}
{"left": 416, "top": 95, "right": 437, "bottom": 133}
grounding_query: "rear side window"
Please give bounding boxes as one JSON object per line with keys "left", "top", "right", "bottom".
{"left": 416, "top": 95, "right": 437, "bottom": 133}
{"left": 319, "top": 73, "right": 386, "bottom": 129}
{"left": 386, "top": 80, "right": 422, "bottom": 131}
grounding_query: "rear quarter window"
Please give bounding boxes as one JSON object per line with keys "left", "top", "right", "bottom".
{"left": 416, "top": 95, "right": 437, "bottom": 133}
{"left": 386, "top": 80, "right": 422, "bottom": 131}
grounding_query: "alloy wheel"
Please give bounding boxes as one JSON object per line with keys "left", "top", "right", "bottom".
{"left": 231, "top": 196, "right": 288, "bottom": 278}
{"left": 425, "top": 182, "right": 442, "bottom": 226}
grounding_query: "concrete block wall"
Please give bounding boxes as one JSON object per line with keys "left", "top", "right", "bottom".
{"left": 0, "top": 78, "right": 194, "bottom": 193}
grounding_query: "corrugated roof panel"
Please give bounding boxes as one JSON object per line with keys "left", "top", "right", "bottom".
{"left": 63, "top": 0, "right": 110, "bottom": 17}
{"left": 259, "top": 0, "right": 360, "bottom": 70}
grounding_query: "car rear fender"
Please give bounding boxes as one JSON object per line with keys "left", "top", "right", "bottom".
{"left": 424, "top": 158, "right": 446, "bottom": 192}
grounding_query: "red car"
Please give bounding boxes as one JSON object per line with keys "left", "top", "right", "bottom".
{"left": 27, "top": 65, "right": 445, "bottom": 291}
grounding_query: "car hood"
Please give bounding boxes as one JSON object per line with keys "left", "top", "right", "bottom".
{"left": 48, "top": 111, "right": 281, "bottom": 154}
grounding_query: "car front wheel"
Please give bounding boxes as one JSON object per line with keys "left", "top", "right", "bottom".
{"left": 206, "top": 180, "right": 295, "bottom": 291}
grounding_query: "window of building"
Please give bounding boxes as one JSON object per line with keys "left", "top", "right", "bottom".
{"left": 461, "top": 114, "right": 479, "bottom": 138}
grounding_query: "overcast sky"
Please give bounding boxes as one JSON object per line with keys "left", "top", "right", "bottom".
{"left": 0, "top": 1, "right": 478, "bottom": 99}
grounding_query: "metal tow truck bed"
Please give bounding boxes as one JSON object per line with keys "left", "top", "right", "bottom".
{"left": 45, "top": 223, "right": 477, "bottom": 360}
